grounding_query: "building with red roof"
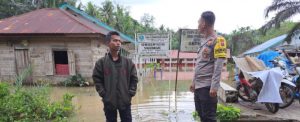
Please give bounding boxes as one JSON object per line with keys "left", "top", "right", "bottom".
{"left": 0, "top": 3, "right": 135, "bottom": 84}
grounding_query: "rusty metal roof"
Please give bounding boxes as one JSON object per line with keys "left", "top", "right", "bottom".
{"left": 0, "top": 4, "right": 135, "bottom": 43}
{"left": 0, "top": 8, "right": 102, "bottom": 34}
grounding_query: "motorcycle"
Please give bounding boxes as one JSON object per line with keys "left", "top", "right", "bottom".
{"left": 237, "top": 72, "right": 280, "bottom": 113}
{"left": 269, "top": 59, "right": 296, "bottom": 109}
{"left": 292, "top": 75, "right": 300, "bottom": 101}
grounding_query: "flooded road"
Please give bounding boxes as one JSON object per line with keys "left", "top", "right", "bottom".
{"left": 50, "top": 79, "right": 198, "bottom": 122}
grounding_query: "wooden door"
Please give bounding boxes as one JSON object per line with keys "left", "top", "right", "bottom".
{"left": 15, "top": 49, "right": 32, "bottom": 83}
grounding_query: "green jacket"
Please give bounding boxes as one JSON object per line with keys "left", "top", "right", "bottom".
{"left": 92, "top": 53, "right": 138, "bottom": 110}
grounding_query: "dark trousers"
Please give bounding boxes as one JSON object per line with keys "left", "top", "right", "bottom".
{"left": 104, "top": 105, "right": 132, "bottom": 122}
{"left": 194, "top": 87, "right": 218, "bottom": 122}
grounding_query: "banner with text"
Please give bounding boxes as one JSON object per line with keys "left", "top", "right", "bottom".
{"left": 137, "top": 33, "right": 169, "bottom": 57}
{"left": 180, "top": 29, "right": 204, "bottom": 52}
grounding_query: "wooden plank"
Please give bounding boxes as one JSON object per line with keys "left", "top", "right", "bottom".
{"left": 32, "top": 69, "right": 44, "bottom": 76}
{"left": 66, "top": 41, "right": 91, "bottom": 47}
{"left": 0, "top": 45, "right": 12, "bottom": 49}
{"left": 77, "top": 69, "right": 93, "bottom": 73}
{"left": 91, "top": 40, "right": 101, "bottom": 48}
{"left": 0, "top": 50, "right": 14, "bottom": 54}
{"left": 76, "top": 62, "right": 93, "bottom": 66}
{"left": 68, "top": 50, "right": 76, "bottom": 75}
{"left": 45, "top": 50, "right": 54, "bottom": 75}
{"left": 76, "top": 66, "right": 91, "bottom": 73}
{"left": 75, "top": 58, "right": 92, "bottom": 62}
{"left": 31, "top": 57, "right": 45, "bottom": 76}
{"left": 0, "top": 69, "right": 15, "bottom": 75}
{"left": 15, "top": 49, "right": 30, "bottom": 75}
{"left": 0, "top": 65, "right": 15, "bottom": 69}
{"left": 74, "top": 50, "right": 92, "bottom": 55}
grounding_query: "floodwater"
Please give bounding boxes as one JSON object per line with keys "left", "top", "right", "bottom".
{"left": 49, "top": 77, "right": 198, "bottom": 122}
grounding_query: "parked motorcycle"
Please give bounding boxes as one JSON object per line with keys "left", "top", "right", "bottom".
{"left": 269, "top": 59, "right": 296, "bottom": 108}
{"left": 292, "top": 75, "right": 300, "bottom": 103}
{"left": 237, "top": 72, "right": 279, "bottom": 113}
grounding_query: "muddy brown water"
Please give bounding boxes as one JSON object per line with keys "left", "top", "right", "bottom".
{"left": 49, "top": 80, "right": 198, "bottom": 122}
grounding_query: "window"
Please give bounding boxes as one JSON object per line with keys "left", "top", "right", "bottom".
{"left": 54, "top": 51, "right": 69, "bottom": 75}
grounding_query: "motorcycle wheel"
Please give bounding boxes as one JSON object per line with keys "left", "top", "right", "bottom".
{"left": 279, "top": 84, "right": 295, "bottom": 108}
{"left": 265, "top": 103, "right": 279, "bottom": 113}
{"left": 237, "top": 84, "right": 253, "bottom": 102}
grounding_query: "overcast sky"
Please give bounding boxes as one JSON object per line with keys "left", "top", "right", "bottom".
{"left": 79, "top": 0, "right": 300, "bottom": 34}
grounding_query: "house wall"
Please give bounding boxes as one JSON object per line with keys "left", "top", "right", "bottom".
{"left": 0, "top": 40, "right": 16, "bottom": 81}
{"left": 0, "top": 37, "right": 108, "bottom": 84}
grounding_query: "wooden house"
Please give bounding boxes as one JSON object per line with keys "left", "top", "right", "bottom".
{"left": 0, "top": 3, "right": 135, "bottom": 84}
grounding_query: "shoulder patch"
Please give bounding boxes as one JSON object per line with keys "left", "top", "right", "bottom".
{"left": 214, "top": 36, "right": 227, "bottom": 58}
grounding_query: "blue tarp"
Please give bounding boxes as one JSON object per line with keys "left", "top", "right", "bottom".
{"left": 257, "top": 51, "right": 280, "bottom": 67}
{"left": 257, "top": 51, "right": 294, "bottom": 73}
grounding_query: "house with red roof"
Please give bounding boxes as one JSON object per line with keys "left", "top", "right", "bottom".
{"left": 0, "top": 3, "right": 135, "bottom": 84}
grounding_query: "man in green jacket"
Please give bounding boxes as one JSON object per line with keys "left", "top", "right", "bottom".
{"left": 93, "top": 31, "right": 138, "bottom": 122}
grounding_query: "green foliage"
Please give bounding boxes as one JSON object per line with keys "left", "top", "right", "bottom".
{"left": 84, "top": 2, "right": 101, "bottom": 18}
{"left": 0, "top": 0, "right": 77, "bottom": 19}
{"left": 192, "top": 104, "right": 240, "bottom": 121}
{"left": 0, "top": 83, "right": 10, "bottom": 98}
{"left": 80, "top": 1, "right": 179, "bottom": 48}
{"left": 226, "top": 62, "right": 234, "bottom": 72}
{"left": 172, "top": 31, "right": 180, "bottom": 49}
{"left": 63, "top": 74, "right": 89, "bottom": 87}
{"left": 262, "top": 0, "right": 300, "bottom": 34}
{"left": 15, "top": 65, "right": 33, "bottom": 88}
{"left": 227, "top": 21, "right": 296, "bottom": 56}
{"left": 260, "top": 22, "right": 296, "bottom": 43}
{"left": 46, "top": 93, "right": 74, "bottom": 120}
{"left": 192, "top": 111, "right": 200, "bottom": 120}
{"left": 217, "top": 104, "right": 241, "bottom": 121}
{"left": 0, "top": 83, "right": 74, "bottom": 121}
{"left": 146, "top": 63, "right": 161, "bottom": 69}
{"left": 1, "top": 0, "right": 179, "bottom": 50}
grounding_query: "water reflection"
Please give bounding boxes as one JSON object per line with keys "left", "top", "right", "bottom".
{"left": 50, "top": 80, "right": 198, "bottom": 122}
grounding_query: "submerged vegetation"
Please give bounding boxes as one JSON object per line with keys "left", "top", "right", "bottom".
{"left": 0, "top": 66, "right": 75, "bottom": 121}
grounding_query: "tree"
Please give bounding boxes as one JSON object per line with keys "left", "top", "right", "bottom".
{"left": 32, "top": 0, "right": 77, "bottom": 9}
{"left": 0, "top": 0, "right": 177, "bottom": 43}
{"left": 114, "top": 5, "right": 125, "bottom": 32}
{"left": 228, "top": 27, "right": 258, "bottom": 55}
{"left": 84, "top": 2, "right": 101, "bottom": 18}
{"left": 140, "top": 13, "right": 155, "bottom": 31}
{"left": 159, "top": 25, "right": 165, "bottom": 32}
{"left": 0, "top": 0, "right": 77, "bottom": 19}
{"left": 227, "top": 22, "right": 296, "bottom": 56}
{"left": 77, "top": 2, "right": 83, "bottom": 10}
{"left": 0, "top": 0, "right": 34, "bottom": 19}
{"left": 100, "top": 0, "right": 115, "bottom": 26}
{"left": 261, "top": 0, "right": 300, "bottom": 34}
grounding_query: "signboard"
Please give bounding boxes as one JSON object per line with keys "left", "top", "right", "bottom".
{"left": 137, "top": 33, "right": 169, "bottom": 57}
{"left": 180, "top": 29, "right": 204, "bottom": 52}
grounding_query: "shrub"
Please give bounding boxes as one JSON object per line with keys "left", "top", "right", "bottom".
{"left": 0, "top": 83, "right": 9, "bottom": 98}
{"left": 0, "top": 82, "right": 74, "bottom": 121}
{"left": 192, "top": 104, "right": 241, "bottom": 121}
{"left": 217, "top": 104, "right": 241, "bottom": 121}
{"left": 63, "top": 74, "right": 89, "bottom": 87}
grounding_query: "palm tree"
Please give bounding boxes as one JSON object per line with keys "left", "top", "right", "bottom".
{"left": 84, "top": 2, "right": 100, "bottom": 18}
{"left": 100, "top": 0, "right": 115, "bottom": 26}
{"left": 262, "top": 0, "right": 300, "bottom": 43}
